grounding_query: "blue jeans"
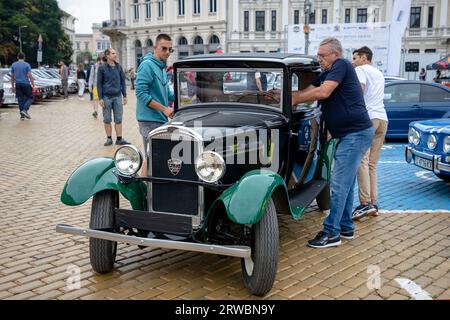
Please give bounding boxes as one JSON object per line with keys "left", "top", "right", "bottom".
{"left": 323, "top": 126, "right": 375, "bottom": 236}
{"left": 15, "top": 83, "right": 33, "bottom": 112}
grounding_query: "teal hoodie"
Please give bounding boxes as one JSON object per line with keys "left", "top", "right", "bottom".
{"left": 135, "top": 54, "right": 174, "bottom": 123}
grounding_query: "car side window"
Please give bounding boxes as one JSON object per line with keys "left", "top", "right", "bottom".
{"left": 384, "top": 84, "right": 420, "bottom": 103}
{"left": 420, "top": 85, "right": 450, "bottom": 102}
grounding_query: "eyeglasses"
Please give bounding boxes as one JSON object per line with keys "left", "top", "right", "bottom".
{"left": 160, "top": 46, "right": 174, "bottom": 53}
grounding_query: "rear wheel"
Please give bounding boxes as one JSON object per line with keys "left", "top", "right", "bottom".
{"left": 240, "top": 198, "right": 279, "bottom": 296}
{"left": 316, "top": 183, "right": 331, "bottom": 211}
{"left": 89, "top": 190, "right": 118, "bottom": 274}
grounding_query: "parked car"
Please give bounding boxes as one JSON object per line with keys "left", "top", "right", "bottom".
{"left": 406, "top": 118, "right": 450, "bottom": 182}
{"left": 56, "top": 53, "right": 337, "bottom": 296}
{"left": 31, "top": 69, "right": 61, "bottom": 96}
{"left": 384, "top": 81, "right": 450, "bottom": 138}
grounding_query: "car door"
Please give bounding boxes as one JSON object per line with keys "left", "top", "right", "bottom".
{"left": 384, "top": 82, "right": 421, "bottom": 137}
{"left": 419, "top": 83, "right": 450, "bottom": 120}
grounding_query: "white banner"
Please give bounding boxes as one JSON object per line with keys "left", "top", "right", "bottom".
{"left": 387, "top": 0, "right": 412, "bottom": 76}
{"left": 288, "top": 23, "right": 390, "bottom": 74}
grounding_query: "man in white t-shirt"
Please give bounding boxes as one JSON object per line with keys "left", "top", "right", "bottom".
{"left": 351, "top": 46, "right": 388, "bottom": 220}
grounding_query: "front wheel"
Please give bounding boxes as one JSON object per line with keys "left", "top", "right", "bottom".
{"left": 89, "top": 190, "right": 118, "bottom": 274}
{"left": 240, "top": 198, "right": 279, "bottom": 296}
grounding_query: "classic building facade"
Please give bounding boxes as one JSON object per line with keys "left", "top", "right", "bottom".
{"left": 102, "top": 0, "right": 227, "bottom": 69}
{"left": 102, "top": 0, "right": 449, "bottom": 68}
{"left": 73, "top": 24, "right": 112, "bottom": 65}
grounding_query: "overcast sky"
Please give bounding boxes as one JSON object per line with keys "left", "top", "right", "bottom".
{"left": 57, "top": 0, "right": 110, "bottom": 34}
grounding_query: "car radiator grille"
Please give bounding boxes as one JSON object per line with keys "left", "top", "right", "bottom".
{"left": 150, "top": 136, "right": 200, "bottom": 215}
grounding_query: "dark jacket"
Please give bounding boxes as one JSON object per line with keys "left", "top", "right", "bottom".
{"left": 97, "top": 62, "right": 126, "bottom": 99}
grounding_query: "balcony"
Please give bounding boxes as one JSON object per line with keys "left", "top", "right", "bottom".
{"left": 101, "top": 20, "right": 127, "bottom": 37}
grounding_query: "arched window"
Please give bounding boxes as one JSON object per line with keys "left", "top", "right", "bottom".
{"left": 145, "top": 39, "right": 154, "bottom": 55}
{"left": 178, "top": 37, "right": 189, "bottom": 58}
{"left": 135, "top": 40, "right": 143, "bottom": 68}
{"left": 208, "top": 35, "right": 220, "bottom": 53}
{"left": 193, "top": 36, "right": 204, "bottom": 55}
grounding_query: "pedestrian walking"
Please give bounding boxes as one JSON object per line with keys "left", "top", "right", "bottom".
{"left": 75, "top": 64, "right": 86, "bottom": 99}
{"left": 10, "top": 52, "right": 35, "bottom": 120}
{"left": 433, "top": 70, "right": 441, "bottom": 83}
{"left": 135, "top": 33, "right": 175, "bottom": 175}
{"left": 88, "top": 57, "right": 102, "bottom": 119}
{"left": 97, "top": 48, "right": 130, "bottom": 146}
{"left": 87, "top": 62, "right": 94, "bottom": 101}
{"left": 289, "top": 38, "right": 374, "bottom": 248}
{"left": 129, "top": 68, "right": 136, "bottom": 90}
{"left": 419, "top": 68, "right": 427, "bottom": 81}
{"left": 351, "top": 46, "right": 388, "bottom": 220}
{"left": 59, "top": 59, "right": 69, "bottom": 99}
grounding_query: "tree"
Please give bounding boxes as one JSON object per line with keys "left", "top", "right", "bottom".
{"left": 0, "top": 0, "right": 73, "bottom": 67}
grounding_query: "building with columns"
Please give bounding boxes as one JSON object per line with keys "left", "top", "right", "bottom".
{"left": 102, "top": 0, "right": 227, "bottom": 70}
{"left": 101, "top": 0, "right": 449, "bottom": 69}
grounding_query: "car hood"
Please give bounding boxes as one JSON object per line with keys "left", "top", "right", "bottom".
{"left": 171, "top": 106, "right": 288, "bottom": 132}
{"left": 413, "top": 119, "right": 450, "bottom": 135}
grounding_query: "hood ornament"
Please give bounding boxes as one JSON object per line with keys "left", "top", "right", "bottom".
{"left": 167, "top": 159, "right": 182, "bottom": 176}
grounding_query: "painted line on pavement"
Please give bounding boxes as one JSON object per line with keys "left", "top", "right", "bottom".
{"left": 395, "top": 278, "right": 433, "bottom": 300}
{"left": 380, "top": 210, "right": 450, "bottom": 214}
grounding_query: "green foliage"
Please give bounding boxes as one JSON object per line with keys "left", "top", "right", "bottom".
{"left": 0, "top": 0, "right": 73, "bottom": 67}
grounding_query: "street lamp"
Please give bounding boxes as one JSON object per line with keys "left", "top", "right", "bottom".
{"left": 304, "top": 0, "right": 312, "bottom": 55}
{"left": 19, "top": 25, "right": 28, "bottom": 53}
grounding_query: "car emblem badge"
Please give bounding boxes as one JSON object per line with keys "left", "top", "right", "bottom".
{"left": 168, "top": 159, "right": 182, "bottom": 176}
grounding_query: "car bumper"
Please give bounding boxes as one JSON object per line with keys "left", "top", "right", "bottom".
{"left": 405, "top": 146, "right": 450, "bottom": 175}
{"left": 55, "top": 223, "right": 251, "bottom": 259}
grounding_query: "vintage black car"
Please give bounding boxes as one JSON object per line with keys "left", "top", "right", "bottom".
{"left": 56, "top": 53, "right": 336, "bottom": 296}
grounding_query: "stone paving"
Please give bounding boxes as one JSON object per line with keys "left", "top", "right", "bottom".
{"left": 0, "top": 93, "right": 449, "bottom": 300}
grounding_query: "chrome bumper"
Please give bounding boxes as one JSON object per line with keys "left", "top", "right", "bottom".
{"left": 56, "top": 224, "right": 251, "bottom": 259}
{"left": 406, "top": 147, "right": 450, "bottom": 174}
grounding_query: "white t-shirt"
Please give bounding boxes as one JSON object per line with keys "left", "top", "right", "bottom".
{"left": 355, "top": 64, "right": 388, "bottom": 122}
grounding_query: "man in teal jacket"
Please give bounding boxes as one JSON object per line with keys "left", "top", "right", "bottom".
{"left": 135, "top": 33, "right": 175, "bottom": 175}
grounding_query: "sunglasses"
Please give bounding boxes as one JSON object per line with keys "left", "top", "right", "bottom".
{"left": 160, "top": 46, "right": 174, "bottom": 53}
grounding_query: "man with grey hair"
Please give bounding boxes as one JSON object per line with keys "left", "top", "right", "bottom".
{"left": 291, "top": 37, "right": 374, "bottom": 248}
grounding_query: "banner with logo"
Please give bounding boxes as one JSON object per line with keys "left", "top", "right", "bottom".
{"left": 287, "top": 22, "right": 390, "bottom": 74}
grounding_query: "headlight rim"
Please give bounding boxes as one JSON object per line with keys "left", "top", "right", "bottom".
{"left": 444, "top": 136, "right": 450, "bottom": 153}
{"left": 114, "top": 145, "right": 143, "bottom": 176}
{"left": 195, "top": 151, "right": 226, "bottom": 184}
{"left": 427, "top": 134, "right": 437, "bottom": 150}
{"left": 408, "top": 128, "right": 421, "bottom": 146}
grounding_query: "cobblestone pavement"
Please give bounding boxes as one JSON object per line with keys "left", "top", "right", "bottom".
{"left": 0, "top": 93, "right": 449, "bottom": 300}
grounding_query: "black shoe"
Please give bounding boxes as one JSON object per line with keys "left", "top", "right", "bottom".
{"left": 352, "top": 204, "right": 375, "bottom": 220}
{"left": 307, "top": 231, "right": 341, "bottom": 248}
{"left": 20, "top": 111, "right": 31, "bottom": 119}
{"left": 104, "top": 138, "right": 113, "bottom": 146}
{"left": 92, "top": 111, "right": 98, "bottom": 119}
{"left": 340, "top": 230, "right": 355, "bottom": 240}
{"left": 116, "top": 138, "right": 131, "bottom": 145}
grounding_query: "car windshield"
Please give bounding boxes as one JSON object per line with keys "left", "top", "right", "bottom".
{"left": 177, "top": 68, "right": 283, "bottom": 110}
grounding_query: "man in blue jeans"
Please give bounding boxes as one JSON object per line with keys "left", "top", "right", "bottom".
{"left": 291, "top": 38, "right": 374, "bottom": 248}
{"left": 97, "top": 48, "right": 130, "bottom": 146}
{"left": 10, "top": 52, "right": 35, "bottom": 120}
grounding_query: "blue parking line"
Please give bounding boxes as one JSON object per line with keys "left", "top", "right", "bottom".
{"left": 353, "top": 143, "right": 450, "bottom": 212}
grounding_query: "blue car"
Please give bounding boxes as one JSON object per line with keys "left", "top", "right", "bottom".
{"left": 384, "top": 81, "right": 450, "bottom": 138}
{"left": 405, "top": 118, "right": 450, "bottom": 182}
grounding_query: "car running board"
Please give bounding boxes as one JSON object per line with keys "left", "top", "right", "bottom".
{"left": 288, "top": 179, "right": 328, "bottom": 209}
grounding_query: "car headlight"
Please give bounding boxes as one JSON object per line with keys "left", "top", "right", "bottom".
{"left": 195, "top": 151, "right": 225, "bottom": 183}
{"left": 114, "top": 145, "right": 143, "bottom": 176}
{"left": 444, "top": 136, "right": 450, "bottom": 153}
{"left": 408, "top": 128, "right": 420, "bottom": 145}
{"left": 427, "top": 134, "right": 437, "bottom": 150}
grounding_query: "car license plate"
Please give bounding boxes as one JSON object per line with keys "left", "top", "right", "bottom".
{"left": 415, "top": 157, "right": 432, "bottom": 170}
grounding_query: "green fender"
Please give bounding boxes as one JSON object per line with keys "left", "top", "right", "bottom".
{"left": 61, "top": 157, "right": 147, "bottom": 210}
{"left": 317, "top": 139, "right": 338, "bottom": 181}
{"left": 213, "top": 169, "right": 304, "bottom": 225}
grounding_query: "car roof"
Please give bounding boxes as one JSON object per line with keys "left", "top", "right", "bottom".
{"left": 386, "top": 80, "right": 450, "bottom": 90}
{"left": 175, "top": 53, "right": 319, "bottom": 67}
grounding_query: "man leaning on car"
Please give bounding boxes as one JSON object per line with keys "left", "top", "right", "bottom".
{"left": 289, "top": 38, "right": 375, "bottom": 248}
